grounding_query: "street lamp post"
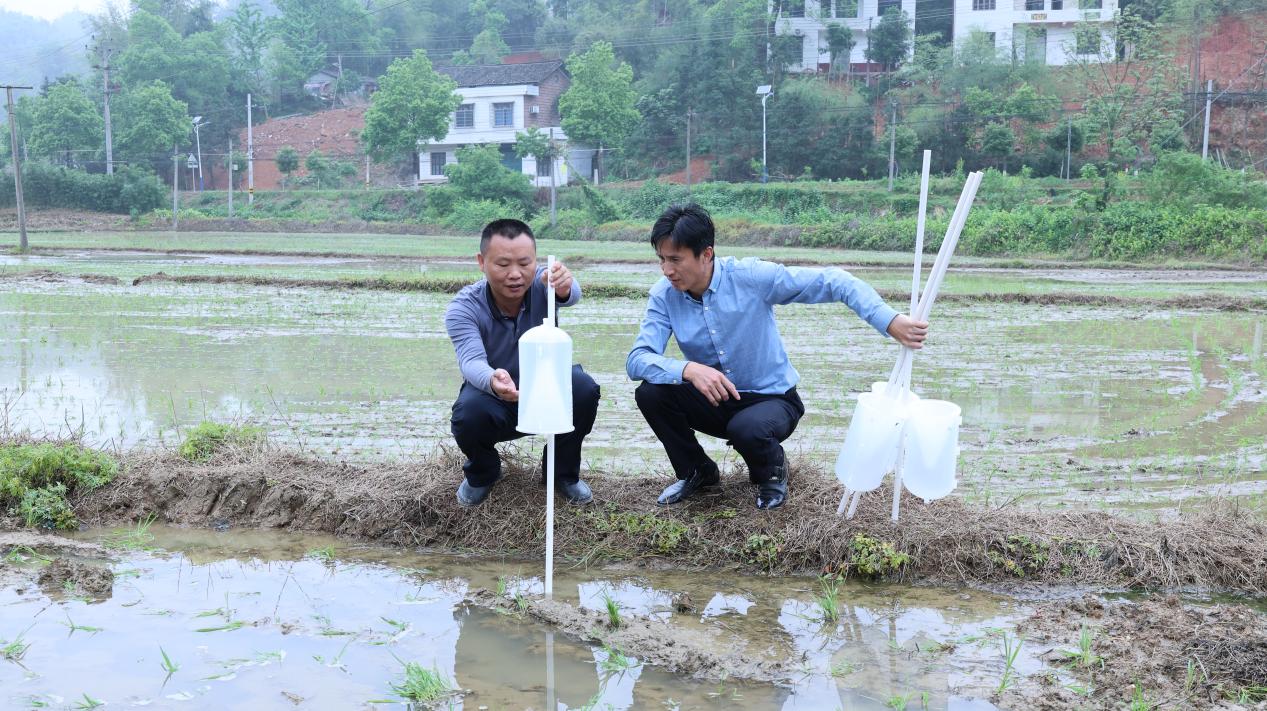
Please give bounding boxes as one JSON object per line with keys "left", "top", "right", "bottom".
{"left": 756, "top": 84, "right": 773, "bottom": 184}
{"left": 192, "top": 116, "right": 206, "bottom": 191}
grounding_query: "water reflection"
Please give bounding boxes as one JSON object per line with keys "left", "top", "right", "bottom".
{"left": 0, "top": 527, "right": 1018, "bottom": 709}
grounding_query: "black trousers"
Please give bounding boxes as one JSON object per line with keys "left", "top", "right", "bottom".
{"left": 634, "top": 381, "right": 805, "bottom": 481}
{"left": 451, "top": 365, "right": 601, "bottom": 487}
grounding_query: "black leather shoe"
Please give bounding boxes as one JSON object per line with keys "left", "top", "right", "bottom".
{"left": 456, "top": 477, "right": 499, "bottom": 507}
{"left": 657, "top": 461, "right": 720, "bottom": 505}
{"left": 556, "top": 479, "right": 593, "bottom": 505}
{"left": 755, "top": 464, "right": 788, "bottom": 510}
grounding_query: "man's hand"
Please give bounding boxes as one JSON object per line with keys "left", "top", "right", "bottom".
{"left": 683, "top": 362, "right": 740, "bottom": 406}
{"left": 542, "top": 260, "right": 573, "bottom": 301}
{"left": 887, "top": 314, "right": 929, "bottom": 349}
{"left": 491, "top": 368, "right": 519, "bottom": 402}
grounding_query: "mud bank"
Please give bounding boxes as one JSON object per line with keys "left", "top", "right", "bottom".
{"left": 6, "top": 268, "right": 1267, "bottom": 311}
{"left": 466, "top": 588, "right": 793, "bottom": 683}
{"left": 1006, "top": 595, "right": 1267, "bottom": 708}
{"left": 30, "top": 447, "right": 1265, "bottom": 595}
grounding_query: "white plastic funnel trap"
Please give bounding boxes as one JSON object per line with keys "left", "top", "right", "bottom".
{"left": 900, "top": 399, "right": 961, "bottom": 500}
{"left": 517, "top": 258, "right": 574, "bottom": 436}
{"left": 834, "top": 383, "right": 917, "bottom": 492}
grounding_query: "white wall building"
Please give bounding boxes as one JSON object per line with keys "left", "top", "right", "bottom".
{"left": 775, "top": 0, "right": 1117, "bottom": 69}
{"left": 417, "top": 61, "right": 592, "bottom": 187}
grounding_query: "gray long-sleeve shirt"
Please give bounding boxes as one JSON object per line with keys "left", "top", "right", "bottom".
{"left": 444, "top": 265, "right": 581, "bottom": 396}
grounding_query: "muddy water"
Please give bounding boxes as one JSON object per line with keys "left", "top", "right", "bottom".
{"left": 1, "top": 255, "right": 1265, "bottom": 510}
{"left": 1, "top": 527, "right": 1022, "bottom": 709}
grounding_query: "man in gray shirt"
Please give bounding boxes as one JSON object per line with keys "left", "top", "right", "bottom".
{"left": 444, "top": 219, "right": 600, "bottom": 507}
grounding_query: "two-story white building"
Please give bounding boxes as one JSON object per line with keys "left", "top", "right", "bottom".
{"left": 417, "top": 61, "right": 592, "bottom": 187}
{"left": 775, "top": 0, "right": 1117, "bottom": 69}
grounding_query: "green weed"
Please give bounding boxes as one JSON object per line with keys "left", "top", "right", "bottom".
{"left": 389, "top": 657, "right": 455, "bottom": 704}
{"left": 598, "top": 644, "right": 636, "bottom": 674}
{"left": 178, "top": 421, "right": 264, "bottom": 462}
{"left": 72, "top": 694, "right": 104, "bottom": 710}
{"left": 599, "top": 588, "right": 622, "bottom": 629}
{"left": 0, "top": 443, "right": 117, "bottom": 530}
{"left": 1, "top": 626, "right": 32, "bottom": 662}
{"left": 305, "top": 546, "right": 336, "bottom": 562}
{"left": 743, "top": 533, "right": 781, "bottom": 571}
{"left": 845, "top": 534, "right": 910, "bottom": 578}
{"left": 996, "top": 632, "right": 1023, "bottom": 693}
{"left": 1060, "top": 625, "right": 1103, "bottom": 669}
{"left": 1128, "top": 682, "right": 1156, "bottom": 710}
{"left": 814, "top": 574, "right": 841, "bottom": 624}
{"left": 584, "top": 505, "right": 689, "bottom": 554}
{"left": 103, "top": 513, "right": 157, "bottom": 551}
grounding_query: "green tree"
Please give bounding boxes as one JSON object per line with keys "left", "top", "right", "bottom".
{"left": 866, "top": 9, "right": 912, "bottom": 71}
{"left": 824, "top": 23, "right": 855, "bottom": 80}
{"left": 275, "top": 146, "right": 300, "bottom": 189}
{"left": 467, "top": 0, "right": 511, "bottom": 64}
{"left": 228, "top": 0, "right": 271, "bottom": 95}
{"left": 116, "top": 11, "right": 231, "bottom": 117}
{"left": 444, "top": 144, "right": 535, "bottom": 212}
{"left": 559, "top": 41, "right": 640, "bottom": 177}
{"left": 303, "top": 149, "right": 356, "bottom": 188}
{"left": 362, "top": 50, "right": 460, "bottom": 163}
{"left": 26, "top": 82, "right": 103, "bottom": 166}
{"left": 514, "top": 127, "right": 564, "bottom": 178}
{"left": 1069, "top": 10, "right": 1186, "bottom": 207}
{"left": 113, "top": 81, "right": 189, "bottom": 164}
{"left": 978, "top": 122, "right": 1015, "bottom": 171}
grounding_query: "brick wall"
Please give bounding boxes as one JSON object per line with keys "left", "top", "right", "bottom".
{"left": 527, "top": 69, "right": 568, "bottom": 129}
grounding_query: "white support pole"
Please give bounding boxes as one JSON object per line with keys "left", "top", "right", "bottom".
{"left": 246, "top": 93, "right": 255, "bottom": 205}
{"left": 544, "top": 254, "right": 556, "bottom": 599}
{"left": 1202, "top": 79, "right": 1213, "bottom": 160}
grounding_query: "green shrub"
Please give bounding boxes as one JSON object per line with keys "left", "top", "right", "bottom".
{"left": 441, "top": 200, "right": 523, "bottom": 233}
{"left": 0, "top": 163, "right": 164, "bottom": 214}
{"left": 178, "top": 422, "right": 265, "bottom": 463}
{"left": 845, "top": 534, "right": 910, "bottom": 578}
{"left": 443, "top": 145, "right": 535, "bottom": 212}
{"left": 1143, "top": 152, "right": 1267, "bottom": 210}
{"left": 0, "top": 443, "right": 118, "bottom": 530}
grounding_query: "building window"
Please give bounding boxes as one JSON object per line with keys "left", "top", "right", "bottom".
{"left": 820, "top": 0, "right": 831, "bottom": 16}
{"left": 973, "top": 0, "right": 995, "bottom": 8}
{"left": 1025, "top": 0, "right": 1043, "bottom": 9}
{"left": 493, "top": 102, "right": 514, "bottom": 128}
{"left": 430, "top": 152, "right": 446, "bottom": 176}
{"left": 536, "top": 157, "right": 552, "bottom": 177}
{"left": 835, "top": 0, "right": 858, "bottom": 16}
{"left": 985, "top": 32, "right": 997, "bottom": 45}
{"left": 454, "top": 104, "right": 474, "bottom": 128}
{"left": 878, "top": 0, "right": 900, "bottom": 15}
{"left": 1076, "top": 27, "right": 1100, "bottom": 54}
{"left": 1078, "top": 0, "right": 1102, "bottom": 6}
{"left": 1052, "top": 0, "right": 1062, "bottom": 8}
{"left": 779, "top": 0, "right": 805, "bottom": 17}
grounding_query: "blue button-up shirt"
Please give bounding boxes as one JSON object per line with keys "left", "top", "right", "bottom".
{"left": 625, "top": 256, "right": 899, "bottom": 395}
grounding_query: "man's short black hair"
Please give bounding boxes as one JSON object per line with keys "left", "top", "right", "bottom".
{"left": 650, "top": 203, "right": 714, "bottom": 257}
{"left": 480, "top": 218, "right": 535, "bottom": 254}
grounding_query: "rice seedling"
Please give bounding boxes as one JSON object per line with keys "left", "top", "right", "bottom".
{"left": 306, "top": 546, "right": 335, "bottom": 562}
{"left": 3, "top": 545, "right": 50, "bottom": 564}
{"left": 814, "top": 574, "right": 841, "bottom": 624}
{"left": 160, "top": 647, "right": 180, "bottom": 676}
{"left": 598, "top": 644, "right": 636, "bottom": 674}
{"left": 389, "top": 656, "right": 455, "bottom": 704}
{"left": 1060, "top": 625, "right": 1104, "bottom": 669}
{"left": 829, "top": 661, "right": 857, "bottom": 677}
{"left": 72, "top": 694, "right": 104, "bottom": 709}
{"left": 599, "top": 588, "right": 622, "bottom": 629}
{"left": 103, "top": 513, "right": 157, "bottom": 551}
{"left": 995, "top": 632, "right": 1023, "bottom": 693}
{"left": 195, "top": 620, "right": 245, "bottom": 633}
{"left": 1128, "top": 682, "right": 1156, "bottom": 710}
{"left": 60, "top": 614, "right": 103, "bottom": 636}
{"left": 1, "top": 625, "right": 33, "bottom": 663}
{"left": 886, "top": 693, "right": 912, "bottom": 710}
{"left": 313, "top": 638, "right": 353, "bottom": 670}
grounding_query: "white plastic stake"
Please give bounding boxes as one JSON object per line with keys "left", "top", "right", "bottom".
{"left": 545, "top": 254, "right": 556, "bottom": 598}
{"left": 892, "top": 151, "right": 931, "bottom": 523}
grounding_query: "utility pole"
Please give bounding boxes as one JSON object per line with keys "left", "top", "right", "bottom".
{"left": 4, "top": 85, "right": 33, "bottom": 252}
{"left": 92, "top": 46, "right": 114, "bottom": 175}
{"left": 548, "top": 128, "right": 557, "bottom": 227}
{"left": 685, "top": 109, "right": 694, "bottom": 194}
{"left": 192, "top": 116, "right": 205, "bottom": 190}
{"left": 1065, "top": 115, "right": 1073, "bottom": 180}
{"left": 228, "top": 138, "right": 234, "bottom": 217}
{"left": 171, "top": 145, "right": 179, "bottom": 231}
{"left": 246, "top": 93, "right": 255, "bottom": 205}
{"left": 1201, "top": 79, "right": 1213, "bottom": 160}
{"left": 887, "top": 100, "right": 897, "bottom": 191}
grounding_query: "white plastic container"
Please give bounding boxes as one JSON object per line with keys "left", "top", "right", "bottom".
{"left": 834, "top": 382, "right": 916, "bottom": 492}
{"left": 900, "top": 399, "right": 961, "bottom": 500}
{"left": 517, "top": 319, "right": 574, "bottom": 435}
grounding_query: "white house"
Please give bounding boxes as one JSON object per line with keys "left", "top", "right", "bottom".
{"left": 774, "top": 0, "right": 1117, "bottom": 69}
{"left": 417, "top": 61, "right": 592, "bottom": 187}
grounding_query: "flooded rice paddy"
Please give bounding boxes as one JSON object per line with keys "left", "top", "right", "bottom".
{"left": 1, "top": 234, "right": 1265, "bottom": 514}
{"left": 2, "top": 526, "right": 1041, "bottom": 710}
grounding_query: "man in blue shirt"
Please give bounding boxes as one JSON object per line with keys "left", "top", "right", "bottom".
{"left": 626, "top": 204, "right": 928, "bottom": 510}
{"left": 445, "top": 219, "right": 599, "bottom": 507}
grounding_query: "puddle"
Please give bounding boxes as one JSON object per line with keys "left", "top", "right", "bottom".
{"left": 1, "top": 527, "right": 1025, "bottom": 709}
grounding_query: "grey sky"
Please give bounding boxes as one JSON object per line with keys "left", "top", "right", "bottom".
{"left": 0, "top": 0, "right": 104, "bottom": 20}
